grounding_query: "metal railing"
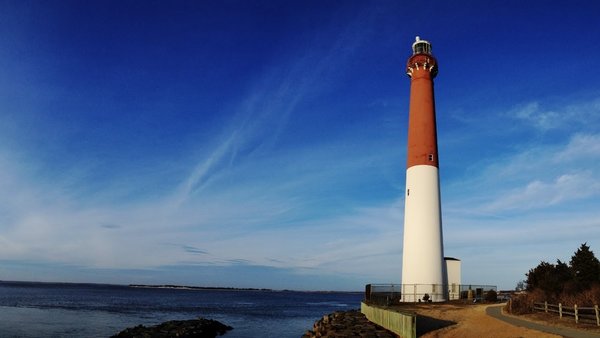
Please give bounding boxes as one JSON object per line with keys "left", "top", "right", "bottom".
{"left": 364, "top": 284, "right": 497, "bottom": 305}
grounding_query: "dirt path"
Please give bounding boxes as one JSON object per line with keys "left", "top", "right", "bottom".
{"left": 487, "top": 305, "right": 600, "bottom": 338}
{"left": 394, "top": 303, "right": 560, "bottom": 338}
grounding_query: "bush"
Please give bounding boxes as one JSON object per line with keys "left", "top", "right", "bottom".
{"left": 506, "top": 293, "right": 529, "bottom": 315}
{"left": 559, "top": 283, "right": 600, "bottom": 306}
{"left": 485, "top": 289, "right": 498, "bottom": 302}
{"left": 506, "top": 289, "right": 544, "bottom": 315}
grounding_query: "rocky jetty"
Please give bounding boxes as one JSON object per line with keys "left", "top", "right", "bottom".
{"left": 303, "top": 310, "right": 397, "bottom": 338}
{"left": 111, "top": 317, "right": 232, "bottom": 338}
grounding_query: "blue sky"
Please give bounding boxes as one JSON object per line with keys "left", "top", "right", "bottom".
{"left": 1, "top": 0, "right": 600, "bottom": 291}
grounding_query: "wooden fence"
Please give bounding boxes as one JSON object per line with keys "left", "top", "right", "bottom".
{"left": 533, "top": 302, "right": 600, "bottom": 326}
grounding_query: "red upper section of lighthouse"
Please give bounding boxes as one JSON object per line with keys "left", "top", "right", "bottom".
{"left": 405, "top": 36, "right": 440, "bottom": 169}
{"left": 406, "top": 36, "right": 438, "bottom": 78}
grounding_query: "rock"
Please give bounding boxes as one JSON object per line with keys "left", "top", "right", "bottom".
{"left": 111, "top": 317, "right": 233, "bottom": 338}
{"left": 304, "top": 310, "right": 397, "bottom": 338}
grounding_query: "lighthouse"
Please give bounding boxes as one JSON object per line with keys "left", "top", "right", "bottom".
{"left": 401, "top": 36, "right": 446, "bottom": 302}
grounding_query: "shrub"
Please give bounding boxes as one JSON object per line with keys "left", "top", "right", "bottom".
{"left": 506, "top": 293, "right": 529, "bottom": 314}
{"left": 560, "top": 283, "right": 600, "bottom": 306}
{"left": 506, "top": 289, "right": 544, "bottom": 315}
{"left": 485, "top": 289, "right": 498, "bottom": 302}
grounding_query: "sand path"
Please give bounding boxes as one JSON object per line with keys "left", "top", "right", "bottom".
{"left": 397, "top": 303, "right": 560, "bottom": 338}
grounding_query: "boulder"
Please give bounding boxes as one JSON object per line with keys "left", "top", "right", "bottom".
{"left": 111, "top": 317, "right": 233, "bottom": 338}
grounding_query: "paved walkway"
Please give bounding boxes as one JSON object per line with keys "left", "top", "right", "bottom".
{"left": 486, "top": 305, "right": 600, "bottom": 338}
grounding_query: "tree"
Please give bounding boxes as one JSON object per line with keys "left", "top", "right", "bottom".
{"left": 555, "top": 259, "right": 573, "bottom": 285}
{"left": 570, "top": 243, "right": 600, "bottom": 290}
{"left": 526, "top": 261, "right": 554, "bottom": 291}
{"left": 526, "top": 260, "right": 571, "bottom": 299}
{"left": 523, "top": 243, "right": 600, "bottom": 303}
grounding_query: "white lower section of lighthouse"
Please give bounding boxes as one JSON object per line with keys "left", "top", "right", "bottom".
{"left": 401, "top": 165, "right": 446, "bottom": 302}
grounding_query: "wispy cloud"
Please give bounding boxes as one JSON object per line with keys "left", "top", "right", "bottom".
{"left": 445, "top": 128, "right": 600, "bottom": 215}
{"left": 554, "top": 133, "right": 600, "bottom": 161}
{"left": 182, "top": 246, "right": 209, "bottom": 255}
{"left": 508, "top": 98, "right": 600, "bottom": 131}
{"left": 100, "top": 223, "right": 121, "bottom": 229}
{"left": 173, "top": 12, "right": 376, "bottom": 206}
{"left": 483, "top": 171, "right": 600, "bottom": 211}
{"left": 510, "top": 102, "right": 561, "bottom": 130}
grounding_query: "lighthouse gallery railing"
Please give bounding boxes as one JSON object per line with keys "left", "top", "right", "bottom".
{"left": 364, "top": 283, "right": 497, "bottom": 305}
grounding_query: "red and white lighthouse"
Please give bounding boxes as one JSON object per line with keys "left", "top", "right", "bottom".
{"left": 401, "top": 36, "right": 446, "bottom": 302}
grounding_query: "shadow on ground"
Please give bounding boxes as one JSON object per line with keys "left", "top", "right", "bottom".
{"left": 416, "top": 314, "right": 456, "bottom": 336}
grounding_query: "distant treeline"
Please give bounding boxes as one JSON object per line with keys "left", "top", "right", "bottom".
{"left": 129, "top": 284, "right": 273, "bottom": 291}
{"left": 128, "top": 284, "right": 362, "bottom": 293}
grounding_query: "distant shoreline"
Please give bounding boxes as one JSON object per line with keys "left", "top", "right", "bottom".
{"left": 128, "top": 284, "right": 273, "bottom": 292}
{"left": 127, "top": 284, "right": 362, "bottom": 294}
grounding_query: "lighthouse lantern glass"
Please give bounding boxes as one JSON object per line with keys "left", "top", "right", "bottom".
{"left": 413, "top": 42, "right": 431, "bottom": 55}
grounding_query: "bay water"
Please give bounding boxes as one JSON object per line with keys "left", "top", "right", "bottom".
{"left": 0, "top": 281, "right": 363, "bottom": 337}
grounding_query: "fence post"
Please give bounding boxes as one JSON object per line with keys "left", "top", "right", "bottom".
{"left": 595, "top": 305, "right": 599, "bottom": 326}
{"left": 575, "top": 304, "right": 578, "bottom": 323}
{"left": 544, "top": 301, "right": 548, "bottom": 313}
{"left": 559, "top": 303, "right": 562, "bottom": 319}
{"left": 402, "top": 284, "right": 405, "bottom": 302}
{"left": 413, "top": 284, "right": 417, "bottom": 303}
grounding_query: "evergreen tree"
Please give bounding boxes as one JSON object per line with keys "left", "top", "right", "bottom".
{"left": 554, "top": 259, "right": 573, "bottom": 294}
{"left": 525, "top": 259, "right": 572, "bottom": 299}
{"left": 570, "top": 243, "right": 600, "bottom": 289}
{"left": 523, "top": 243, "right": 600, "bottom": 301}
{"left": 526, "top": 261, "right": 556, "bottom": 295}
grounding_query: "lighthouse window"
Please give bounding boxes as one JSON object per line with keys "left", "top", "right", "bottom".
{"left": 414, "top": 42, "right": 431, "bottom": 54}
{"left": 407, "top": 189, "right": 410, "bottom": 196}
{"left": 428, "top": 154, "right": 434, "bottom": 161}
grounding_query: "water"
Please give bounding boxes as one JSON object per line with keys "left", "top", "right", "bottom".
{"left": 0, "top": 281, "right": 363, "bottom": 337}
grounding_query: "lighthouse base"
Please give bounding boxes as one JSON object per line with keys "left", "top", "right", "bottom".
{"left": 400, "top": 284, "right": 447, "bottom": 302}
{"left": 401, "top": 165, "right": 446, "bottom": 302}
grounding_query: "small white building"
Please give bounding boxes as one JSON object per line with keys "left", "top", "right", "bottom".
{"left": 445, "top": 257, "right": 461, "bottom": 300}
